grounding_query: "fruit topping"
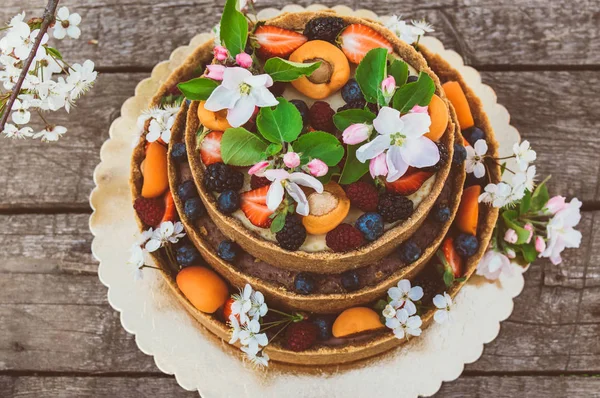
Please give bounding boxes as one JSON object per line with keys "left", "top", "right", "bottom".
{"left": 398, "top": 240, "right": 422, "bottom": 264}
{"left": 303, "top": 16, "right": 346, "bottom": 43}
{"left": 141, "top": 141, "right": 169, "bottom": 198}
{"left": 176, "top": 266, "right": 229, "bottom": 314}
{"left": 302, "top": 182, "right": 350, "bottom": 235}
{"left": 454, "top": 233, "right": 480, "bottom": 258}
{"left": 332, "top": 307, "right": 384, "bottom": 338}
{"left": 441, "top": 81, "right": 474, "bottom": 130}
{"left": 290, "top": 99, "right": 310, "bottom": 127}
{"left": 338, "top": 24, "right": 393, "bottom": 64}
{"left": 217, "top": 240, "right": 240, "bottom": 262}
{"left": 377, "top": 192, "right": 414, "bottom": 223}
{"left": 182, "top": 197, "right": 203, "bottom": 222}
{"left": 161, "top": 190, "right": 178, "bottom": 223}
{"left": 456, "top": 185, "right": 481, "bottom": 235}
{"left": 424, "top": 94, "right": 449, "bottom": 142}
{"left": 222, "top": 297, "right": 235, "bottom": 321}
{"left": 385, "top": 169, "right": 435, "bottom": 196}
{"left": 254, "top": 25, "right": 308, "bottom": 59}
{"left": 285, "top": 321, "right": 318, "bottom": 352}
{"left": 170, "top": 142, "right": 187, "bottom": 163}
{"left": 311, "top": 315, "right": 335, "bottom": 341}
{"left": 176, "top": 244, "right": 201, "bottom": 267}
{"left": 308, "top": 101, "right": 336, "bottom": 133}
{"left": 250, "top": 174, "right": 271, "bottom": 190}
{"left": 203, "top": 162, "right": 244, "bottom": 193}
{"left": 355, "top": 212, "right": 384, "bottom": 241}
{"left": 276, "top": 215, "right": 307, "bottom": 250}
{"left": 345, "top": 181, "right": 379, "bottom": 212}
{"left": 464, "top": 126, "right": 485, "bottom": 147}
{"left": 442, "top": 237, "right": 464, "bottom": 278}
{"left": 134, "top": 196, "right": 165, "bottom": 226}
{"left": 422, "top": 142, "right": 448, "bottom": 173}
{"left": 240, "top": 185, "right": 274, "bottom": 228}
{"left": 217, "top": 190, "right": 241, "bottom": 214}
{"left": 341, "top": 79, "right": 364, "bottom": 103}
{"left": 294, "top": 272, "right": 316, "bottom": 295}
{"left": 326, "top": 223, "right": 365, "bottom": 252}
{"left": 197, "top": 100, "right": 232, "bottom": 131}
{"left": 452, "top": 143, "right": 467, "bottom": 165}
{"left": 177, "top": 180, "right": 199, "bottom": 201}
{"left": 289, "top": 40, "right": 350, "bottom": 100}
{"left": 199, "top": 130, "right": 223, "bottom": 166}
{"left": 341, "top": 270, "right": 361, "bottom": 292}
{"left": 407, "top": 75, "right": 418, "bottom": 83}
{"left": 431, "top": 203, "right": 451, "bottom": 223}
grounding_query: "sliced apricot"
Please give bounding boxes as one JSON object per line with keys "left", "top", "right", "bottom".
{"left": 141, "top": 141, "right": 169, "bottom": 198}
{"left": 302, "top": 182, "right": 350, "bottom": 235}
{"left": 442, "top": 81, "right": 474, "bottom": 130}
{"left": 332, "top": 307, "right": 385, "bottom": 338}
{"left": 456, "top": 185, "right": 481, "bottom": 235}
{"left": 424, "top": 94, "right": 449, "bottom": 142}
{"left": 176, "top": 266, "right": 229, "bottom": 314}
{"left": 289, "top": 40, "right": 350, "bottom": 100}
{"left": 197, "top": 100, "right": 232, "bottom": 131}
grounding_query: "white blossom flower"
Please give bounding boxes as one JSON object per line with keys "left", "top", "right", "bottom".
{"left": 244, "top": 349, "right": 269, "bottom": 367}
{"left": 356, "top": 106, "right": 437, "bottom": 182}
{"left": 133, "top": 268, "right": 144, "bottom": 281}
{"left": 53, "top": 7, "right": 82, "bottom": 40}
{"left": 204, "top": 67, "right": 278, "bottom": 127}
{"left": 228, "top": 315, "right": 242, "bottom": 344}
{"left": 11, "top": 98, "right": 31, "bottom": 125}
{"left": 465, "top": 139, "right": 488, "bottom": 178}
{"left": 264, "top": 169, "right": 324, "bottom": 216}
{"left": 138, "top": 105, "right": 179, "bottom": 144}
{"left": 476, "top": 249, "right": 514, "bottom": 280}
{"left": 433, "top": 292, "right": 453, "bottom": 324}
{"left": 382, "top": 304, "right": 396, "bottom": 319}
{"left": 1, "top": 123, "right": 33, "bottom": 139}
{"left": 411, "top": 19, "right": 435, "bottom": 34}
{"left": 387, "top": 279, "right": 424, "bottom": 315}
{"left": 144, "top": 221, "right": 185, "bottom": 252}
{"left": 385, "top": 308, "right": 423, "bottom": 340}
{"left": 385, "top": 15, "right": 424, "bottom": 44}
{"left": 248, "top": 290, "right": 268, "bottom": 320}
{"left": 239, "top": 319, "right": 269, "bottom": 354}
{"left": 513, "top": 140, "right": 537, "bottom": 171}
{"left": 33, "top": 125, "right": 67, "bottom": 142}
{"left": 540, "top": 198, "right": 582, "bottom": 265}
{"left": 512, "top": 165, "right": 536, "bottom": 196}
{"left": 11, "top": 29, "right": 49, "bottom": 61}
{"left": 478, "top": 182, "right": 512, "bottom": 208}
{"left": 231, "top": 284, "right": 254, "bottom": 324}
{"left": 66, "top": 60, "right": 97, "bottom": 100}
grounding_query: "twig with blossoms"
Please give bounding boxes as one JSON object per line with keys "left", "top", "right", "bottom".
{"left": 378, "top": 279, "right": 425, "bottom": 340}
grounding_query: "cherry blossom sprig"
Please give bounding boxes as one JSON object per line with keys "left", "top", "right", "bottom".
{"left": 0, "top": 3, "right": 97, "bottom": 141}
{"left": 385, "top": 15, "right": 434, "bottom": 48}
{"left": 378, "top": 279, "right": 425, "bottom": 340}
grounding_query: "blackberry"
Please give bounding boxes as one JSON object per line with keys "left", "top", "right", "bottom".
{"left": 184, "top": 197, "right": 205, "bottom": 221}
{"left": 464, "top": 126, "right": 485, "bottom": 147}
{"left": 276, "top": 215, "right": 307, "bottom": 251}
{"left": 355, "top": 212, "right": 384, "bottom": 241}
{"left": 311, "top": 315, "right": 335, "bottom": 341}
{"left": 422, "top": 142, "right": 449, "bottom": 172}
{"left": 250, "top": 174, "right": 271, "bottom": 189}
{"left": 294, "top": 272, "right": 316, "bottom": 295}
{"left": 303, "top": 16, "right": 346, "bottom": 43}
{"left": 407, "top": 75, "right": 418, "bottom": 83}
{"left": 217, "top": 190, "right": 240, "bottom": 214}
{"left": 177, "top": 180, "right": 198, "bottom": 201}
{"left": 341, "top": 270, "right": 360, "bottom": 292}
{"left": 431, "top": 203, "right": 451, "bottom": 223}
{"left": 203, "top": 162, "right": 244, "bottom": 193}
{"left": 341, "top": 80, "right": 364, "bottom": 103}
{"left": 170, "top": 142, "right": 187, "bottom": 163}
{"left": 454, "top": 233, "right": 479, "bottom": 257}
{"left": 176, "top": 244, "right": 201, "bottom": 267}
{"left": 453, "top": 143, "right": 467, "bottom": 165}
{"left": 377, "top": 193, "right": 413, "bottom": 223}
{"left": 290, "top": 99, "right": 309, "bottom": 126}
{"left": 399, "top": 240, "right": 422, "bottom": 264}
{"left": 336, "top": 99, "right": 378, "bottom": 113}
{"left": 414, "top": 270, "right": 445, "bottom": 304}
{"left": 217, "top": 240, "right": 240, "bottom": 262}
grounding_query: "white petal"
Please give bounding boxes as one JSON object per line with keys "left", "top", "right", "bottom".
{"left": 434, "top": 310, "right": 448, "bottom": 324}
{"left": 53, "top": 27, "right": 67, "bottom": 40}
{"left": 356, "top": 135, "right": 391, "bottom": 163}
{"left": 245, "top": 74, "right": 272, "bottom": 87}
{"left": 396, "top": 308, "right": 409, "bottom": 322}
{"left": 204, "top": 85, "right": 239, "bottom": 111}
{"left": 473, "top": 162, "right": 486, "bottom": 178}
{"left": 264, "top": 169, "right": 289, "bottom": 181}
{"left": 386, "top": 317, "right": 400, "bottom": 329}
{"left": 67, "top": 25, "right": 81, "bottom": 39}
{"left": 432, "top": 294, "right": 446, "bottom": 309}
{"left": 251, "top": 86, "right": 278, "bottom": 107}
{"left": 286, "top": 183, "right": 309, "bottom": 216}
{"left": 393, "top": 327, "right": 406, "bottom": 340}
{"left": 69, "top": 13, "right": 82, "bottom": 26}
{"left": 57, "top": 7, "right": 70, "bottom": 20}
{"left": 406, "top": 316, "right": 422, "bottom": 329}
{"left": 408, "top": 286, "right": 424, "bottom": 301}
{"left": 397, "top": 279, "right": 411, "bottom": 293}
{"left": 373, "top": 106, "right": 402, "bottom": 136}
{"left": 403, "top": 300, "right": 416, "bottom": 315}
{"left": 227, "top": 95, "right": 256, "bottom": 127}
{"left": 288, "top": 172, "right": 323, "bottom": 193}
{"left": 145, "top": 239, "right": 161, "bottom": 252}
{"left": 266, "top": 180, "right": 285, "bottom": 211}
{"left": 385, "top": 145, "right": 409, "bottom": 182}
{"left": 399, "top": 136, "right": 440, "bottom": 168}
{"left": 474, "top": 139, "right": 488, "bottom": 156}
{"left": 222, "top": 67, "right": 252, "bottom": 90}
{"left": 400, "top": 112, "right": 431, "bottom": 138}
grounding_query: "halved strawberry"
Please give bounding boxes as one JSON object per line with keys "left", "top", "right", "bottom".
{"left": 160, "top": 190, "right": 178, "bottom": 223}
{"left": 338, "top": 24, "right": 393, "bottom": 64}
{"left": 442, "top": 237, "right": 464, "bottom": 278}
{"left": 199, "top": 131, "right": 223, "bottom": 166}
{"left": 386, "top": 169, "right": 435, "bottom": 195}
{"left": 241, "top": 185, "right": 273, "bottom": 228}
{"left": 222, "top": 297, "right": 236, "bottom": 322}
{"left": 254, "top": 26, "right": 307, "bottom": 59}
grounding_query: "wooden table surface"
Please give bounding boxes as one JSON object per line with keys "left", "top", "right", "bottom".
{"left": 1, "top": 0, "right": 600, "bottom": 396}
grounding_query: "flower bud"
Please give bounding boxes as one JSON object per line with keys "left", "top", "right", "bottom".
{"left": 409, "top": 104, "right": 429, "bottom": 114}
{"left": 381, "top": 75, "right": 396, "bottom": 103}
{"left": 213, "top": 45, "right": 229, "bottom": 61}
{"left": 236, "top": 52, "right": 253, "bottom": 68}
{"left": 283, "top": 152, "right": 301, "bottom": 168}
{"left": 546, "top": 195, "right": 567, "bottom": 215}
{"left": 369, "top": 152, "right": 388, "bottom": 178}
{"left": 307, "top": 158, "right": 328, "bottom": 177}
{"left": 248, "top": 161, "right": 269, "bottom": 176}
{"left": 524, "top": 223, "right": 534, "bottom": 243}
{"left": 205, "top": 64, "right": 225, "bottom": 81}
{"left": 535, "top": 236, "right": 546, "bottom": 253}
{"left": 506, "top": 248, "right": 516, "bottom": 259}
{"left": 342, "top": 123, "right": 371, "bottom": 145}
{"left": 504, "top": 229, "right": 518, "bottom": 244}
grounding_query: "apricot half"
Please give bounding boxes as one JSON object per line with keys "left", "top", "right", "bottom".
{"left": 289, "top": 40, "right": 350, "bottom": 100}
{"left": 424, "top": 94, "right": 449, "bottom": 142}
{"left": 197, "top": 100, "right": 232, "bottom": 131}
{"left": 332, "top": 307, "right": 385, "bottom": 338}
{"left": 456, "top": 185, "right": 481, "bottom": 235}
{"left": 442, "top": 81, "right": 474, "bottom": 130}
{"left": 176, "top": 266, "right": 229, "bottom": 314}
{"left": 141, "top": 141, "right": 169, "bottom": 198}
{"left": 302, "top": 182, "right": 350, "bottom": 235}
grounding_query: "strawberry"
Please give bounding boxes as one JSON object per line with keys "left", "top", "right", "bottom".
{"left": 160, "top": 190, "right": 177, "bottom": 223}
{"left": 442, "top": 237, "right": 464, "bottom": 278}
{"left": 133, "top": 196, "right": 165, "bottom": 227}
{"left": 222, "top": 297, "right": 236, "bottom": 321}
{"left": 385, "top": 169, "right": 435, "bottom": 195}
{"left": 338, "top": 24, "right": 393, "bottom": 64}
{"left": 254, "top": 26, "right": 308, "bottom": 59}
{"left": 240, "top": 185, "right": 273, "bottom": 228}
{"left": 199, "top": 131, "right": 223, "bottom": 166}
{"left": 285, "top": 321, "right": 318, "bottom": 352}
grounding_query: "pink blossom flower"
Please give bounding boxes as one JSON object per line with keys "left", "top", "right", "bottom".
{"left": 524, "top": 223, "right": 534, "bottom": 243}
{"left": 236, "top": 52, "right": 253, "bottom": 68}
{"left": 381, "top": 75, "right": 395, "bottom": 103}
{"left": 283, "top": 152, "right": 300, "bottom": 168}
{"left": 409, "top": 105, "right": 428, "bottom": 114}
{"left": 546, "top": 195, "right": 568, "bottom": 215}
{"left": 205, "top": 64, "right": 225, "bottom": 81}
{"left": 213, "top": 45, "right": 228, "bottom": 61}
{"left": 248, "top": 161, "right": 269, "bottom": 176}
{"left": 540, "top": 198, "right": 582, "bottom": 265}
{"left": 504, "top": 229, "right": 518, "bottom": 244}
{"left": 306, "top": 158, "right": 328, "bottom": 177}
{"left": 369, "top": 152, "right": 388, "bottom": 178}
{"left": 476, "top": 250, "right": 514, "bottom": 281}
{"left": 535, "top": 236, "right": 546, "bottom": 253}
{"left": 342, "top": 123, "right": 371, "bottom": 145}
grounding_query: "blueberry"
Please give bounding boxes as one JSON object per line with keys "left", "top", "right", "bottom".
{"left": 454, "top": 233, "right": 479, "bottom": 257}
{"left": 171, "top": 142, "right": 187, "bottom": 163}
{"left": 294, "top": 272, "right": 316, "bottom": 295}
{"left": 341, "top": 270, "right": 360, "bottom": 292}
{"left": 311, "top": 315, "right": 335, "bottom": 341}
{"left": 177, "top": 180, "right": 198, "bottom": 201}
{"left": 217, "top": 240, "right": 240, "bottom": 262}
{"left": 176, "top": 245, "right": 201, "bottom": 267}
{"left": 290, "top": 99, "right": 309, "bottom": 125}
{"left": 217, "top": 190, "right": 240, "bottom": 214}
{"left": 464, "top": 126, "right": 485, "bottom": 147}
{"left": 184, "top": 197, "right": 205, "bottom": 221}
{"left": 407, "top": 75, "right": 418, "bottom": 83}
{"left": 355, "top": 213, "right": 384, "bottom": 241}
{"left": 431, "top": 204, "right": 451, "bottom": 223}
{"left": 341, "top": 79, "right": 364, "bottom": 103}
{"left": 453, "top": 143, "right": 467, "bottom": 165}
{"left": 399, "top": 241, "right": 422, "bottom": 264}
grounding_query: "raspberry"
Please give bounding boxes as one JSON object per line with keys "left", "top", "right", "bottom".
{"left": 345, "top": 181, "right": 379, "bottom": 212}
{"left": 276, "top": 215, "right": 307, "bottom": 251}
{"left": 203, "top": 162, "right": 244, "bottom": 193}
{"left": 377, "top": 193, "right": 413, "bottom": 223}
{"left": 309, "top": 101, "right": 335, "bottom": 133}
{"left": 250, "top": 174, "right": 271, "bottom": 189}
{"left": 303, "top": 16, "right": 346, "bottom": 43}
{"left": 285, "top": 321, "right": 318, "bottom": 352}
{"left": 133, "top": 197, "right": 165, "bottom": 226}
{"left": 422, "top": 142, "right": 449, "bottom": 172}
{"left": 326, "top": 223, "right": 365, "bottom": 252}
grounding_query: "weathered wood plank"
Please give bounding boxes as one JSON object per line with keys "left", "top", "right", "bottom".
{"left": 0, "top": 0, "right": 599, "bottom": 68}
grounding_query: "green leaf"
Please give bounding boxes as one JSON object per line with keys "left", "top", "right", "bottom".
{"left": 220, "top": 0, "right": 248, "bottom": 57}
{"left": 388, "top": 59, "right": 409, "bottom": 87}
{"left": 263, "top": 58, "right": 321, "bottom": 82}
{"left": 339, "top": 144, "right": 369, "bottom": 184}
{"left": 519, "top": 190, "right": 532, "bottom": 214}
{"left": 177, "top": 78, "right": 218, "bottom": 101}
{"left": 520, "top": 242, "right": 538, "bottom": 263}
{"left": 531, "top": 180, "right": 550, "bottom": 213}
{"left": 355, "top": 48, "right": 388, "bottom": 105}
{"left": 443, "top": 268, "right": 455, "bottom": 288}
{"left": 373, "top": 299, "right": 388, "bottom": 313}
{"left": 392, "top": 72, "right": 435, "bottom": 113}
{"left": 502, "top": 210, "right": 531, "bottom": 245}
{"left": 333, "top": 109, "right": 376, "bottom": 131}
{"left": 270, "top": 212, "right": 287, "bottom": 233}
{"left": 293, "top": 131, "right": 344, "bottom": 166}
{"left": 263, "top": 143, "right": 283, "bottom": 158}
{"left": 45, "top": 46, "right": 63, "bottom": 60}
{"left": 256, "top": 98, "right": 303, "bottom": 144}
{"left": 221, "top": 127, "right": 269, "bottom": 166}
{"left": 317, "top": 165, "right": 340, "bottom": 184}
